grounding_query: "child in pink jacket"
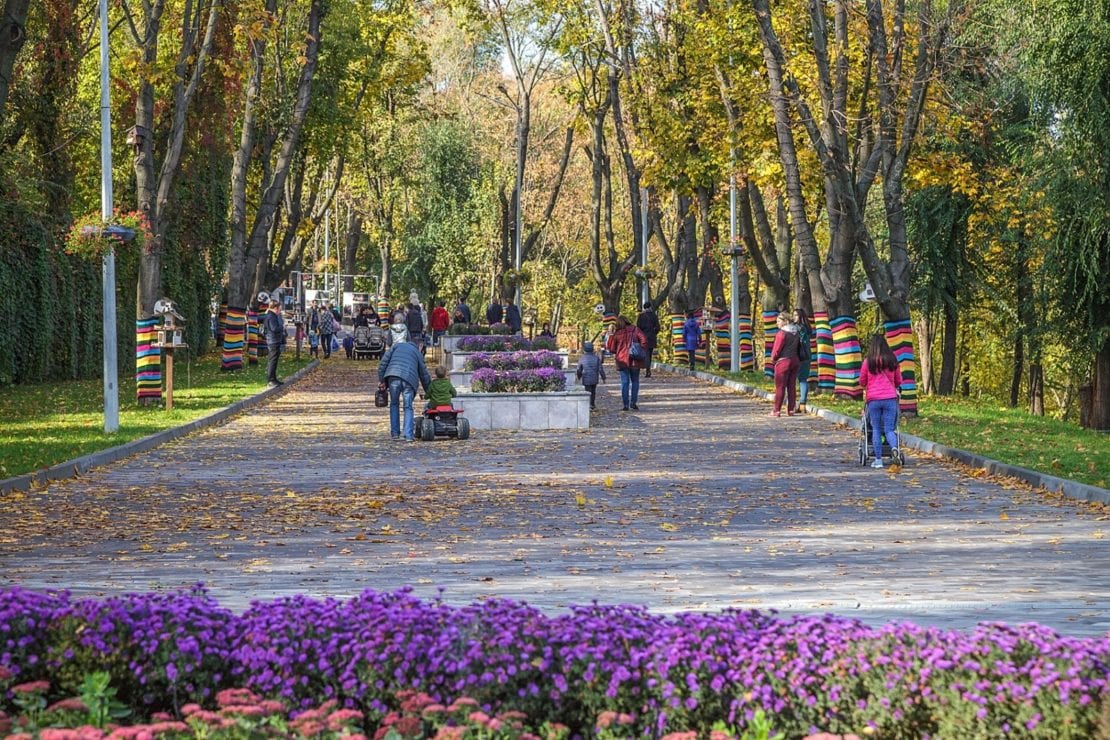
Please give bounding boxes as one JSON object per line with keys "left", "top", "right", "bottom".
{"left": 859, "top": 333, "right": 902, "bottom": 468}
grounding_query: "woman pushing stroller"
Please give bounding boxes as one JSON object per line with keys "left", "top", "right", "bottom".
{"left": 860, "top": 333, "right": 905, "bottom": 469}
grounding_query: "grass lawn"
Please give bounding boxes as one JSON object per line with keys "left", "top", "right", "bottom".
{"left": 0, "top": 354, "right": 312, "bottom": 479}
{"left": 709, "top": 368, "right": 1110, "bottom": 490}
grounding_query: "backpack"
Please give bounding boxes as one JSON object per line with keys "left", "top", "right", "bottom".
{"left": 798, "top": 330, "right": 812, "bottom": 363}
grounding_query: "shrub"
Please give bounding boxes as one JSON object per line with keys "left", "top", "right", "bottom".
{"left": 470, "top": 368, "right": 567, "bottom": 393}
{"left": 463, "top": 351, "right": 564, "bottom": 372}
{"left": 2, "top": 587, "right": 1108, "bottom": 738}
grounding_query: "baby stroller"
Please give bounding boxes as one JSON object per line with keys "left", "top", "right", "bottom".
{"left": 857, "top": 405, "right": 906, "bottom": 467}
{"left": 353, "top": 325, "right": 387, "bottom": 360}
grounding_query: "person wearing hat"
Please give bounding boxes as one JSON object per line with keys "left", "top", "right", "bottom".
{"left": 576, "top": 341, "right": 606, "bottom": 411}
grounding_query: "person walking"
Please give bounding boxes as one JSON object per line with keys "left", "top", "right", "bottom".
{"left": 793, "top": 308, "right": 813, "bottom": 412}
{"left": 486, "top": 300, "right": 503, "bottom": 326}
{"left": 305, "top": 300, "right": 321, "bottom": 358}
{"left": 538, "top": 322, "right": 555, "bottom": 339}
{"left": 576, "top": 341, "right": 606, "bottom": 411}
{"left": 769, "top": 313, "right": 801, "bottom": 417}
{"left": 262, "top": 299, "right": 286, "bottom": 387}
{"left": 636, "top": 301, "right": 661, "bottom": 377}
{"left": 318, "top": 302, "right": 337, "bottom": 359}
{"left": 860, "top": 332, "right": 903, "bottom": 468}
{"left": 406, "top": 301, "right": 425, "bottom": 351}
{"left": 606, "top": 315, "right": 648, "bottom": 411}
{"left": 504, "top": 302, "right": 522, "bottom": 334}
{"left": 430, "top": 301, "right": 450, "bottom": 346}
{"left": 682, "top": 312, "right": 701, "bottom": 370}
{"left": 378, "top": 326, "right": 432, "bottom": 442}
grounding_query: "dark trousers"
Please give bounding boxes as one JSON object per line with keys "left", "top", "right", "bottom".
{"left": 687, "top": 348, "right": 697, "bottom": 369}
{"left": 644, "top": 348, "right": 654, "bottom": 376}
{"left": 321, "top": 333, "right": 333, "bottom": 358}
{"left": 586, "top": 384, "right": 597, "bottom": 409}
{"left": 267, "top": 344, "right": 282, "bottom": 383}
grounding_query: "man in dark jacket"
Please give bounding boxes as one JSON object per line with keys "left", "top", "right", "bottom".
{"left": 263, "top": 299, "right": 286, "bottom": 387}
{"left": 504, "top": 302, "right": 522, "bottom": 334}
{"left": 378, "top": 335, "right": 432, "bottom": 441}
{"left": 486, "top": 300, "right": 503, "bottom": 326}
{"left": 455, "top": 298, "right": 472, "bottom": 325}
{"left": 636, "top": 301, "right": 661, "bottom": 377}
{"left": 405, "top": 302, "right": 425, "bottom": 350}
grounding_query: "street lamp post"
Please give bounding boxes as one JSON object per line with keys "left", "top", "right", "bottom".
{"left": 99, "top": 0, "right": 118, "bottom": 434}
{"left": 729, "top": 168, "right": 740, "bottom": 373}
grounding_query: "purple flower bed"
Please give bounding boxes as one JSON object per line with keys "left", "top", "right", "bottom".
{"left": 2, "top": 586, "right": 1108, "bottom": 737}
{"left": 470, "top": 367, "right": 567, "bottom": 393}
{"left": 463, "top": 351, "right": 564, "bottom": 372}
{"left": 455, "top": 336, "right": 557, "bottom": 352}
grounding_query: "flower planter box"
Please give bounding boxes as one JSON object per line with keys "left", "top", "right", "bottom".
{"left": 450, "top": 368, "right": 578, "bottom": 389}
{"left": 448, "top": 350, "right": 569, "bottom": 372}
{"left": 454, "top": 390, "right": 591, "bottom": 430}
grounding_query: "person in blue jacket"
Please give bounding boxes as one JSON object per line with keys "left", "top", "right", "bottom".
{"left": 377, "top": 328, "right": 432, "bottom": 441}
{"left": 682, "top": 311, "right": 701, "bottom": 370}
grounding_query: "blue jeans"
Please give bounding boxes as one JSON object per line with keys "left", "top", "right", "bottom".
{"left": 388, "top": 377, "right": 416, "bottom": 440}
{"left": 798, "top": 361, "right": 812, "bottom": 404}
{"left": 867, "top": 398, "right": 899, "bottom": 459}
{"left": 619, "top": 367, "right": 640, "bottom": 408}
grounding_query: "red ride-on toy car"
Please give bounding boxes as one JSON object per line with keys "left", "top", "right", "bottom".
{"left": 416, "top": 405, "right": 470, "bottom": 441}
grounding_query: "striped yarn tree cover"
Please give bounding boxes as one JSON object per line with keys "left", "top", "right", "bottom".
{"left": 136, "top": 317, "right": 162, "bottom": 403}
{"left": 884, "top": 318, "right": 918, "bottom": 414}
{"left": 377, "top": 299, "right": 391, "bottom": 322}
{"left": 813, "top": 311, "right": 835, "bottom": 390}
{"left": 670, "top": 314, "right": 687, "bottom": 365}
{"left": 831, "top": 315, "right": 862, "bottom": 398}
{"left": 762, "top": 311, "right": 779, "bottom": 378}
{"left": 715, "top": 311, "right": 731, "bottom": 369}
{"left": 247, "top": 310, "right": 259, "bottom": 365}
{"left": 221, "top": 306, "right": 246, "bottom": 371}
{"left": 738, "top": 313, "right": 755, "bottom": 371}
{"left": 807, "top": 332, "right": 819, "bottom": 383}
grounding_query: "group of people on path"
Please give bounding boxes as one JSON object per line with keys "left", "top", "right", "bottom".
{"left": 574, "top": 302, "right": 662, "bottom": 413}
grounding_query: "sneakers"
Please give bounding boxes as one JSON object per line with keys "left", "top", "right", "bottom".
{"left": 871, "top": 459, "right": 884, "bottom": 469}
{"left": 630, "top": 404, "right": 639, "bottom": 410}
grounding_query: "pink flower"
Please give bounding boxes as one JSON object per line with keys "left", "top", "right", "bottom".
{"left": 216, "top": 688, "right": 261, "bottom": 708}
{"left": 180, "top": 703, "right": 202, "bottom": 717}
{"left": 596, "top": 710, "right": 619, "bottom": 729}
{"left": 46, "top": 698, "right": 88, "bottom": 713}
{"left": 433, "top": 729, "right": 465, "bottom": 740}
{"left": 467, "top": 710, "right": 491, "bottom": 725}
{"left": 662, "top": 734, "right": 698, "bottom": 740}
{"left": 11, "top": 680, "right": 50, "bottom": 694}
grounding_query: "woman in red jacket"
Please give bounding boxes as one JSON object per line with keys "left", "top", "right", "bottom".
{"left": 429, "top": 301, "right": 451, "bottom": 346}
{"left": 606, "top": 315, "right": 648, "bottom": 411}
{"left": 769, "top": 312, "right": 801, "bottom": 416}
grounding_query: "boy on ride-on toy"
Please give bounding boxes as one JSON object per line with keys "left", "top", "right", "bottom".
{"left": 425, "top": 365, "right": 456, "bottom": 410}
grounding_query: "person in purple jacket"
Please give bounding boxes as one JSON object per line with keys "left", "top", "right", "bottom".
{"left": 860, "top": 332, "right": 903, "bottom": 468}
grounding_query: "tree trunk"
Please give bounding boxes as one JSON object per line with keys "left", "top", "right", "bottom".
{"left": 1085, "top": 337, "right": 1110, "bottom": 430}
{"left": 1028, "top": 363, "right": 1044, "bottom": 416}
{"left": 0, "top": 0, "right": 31, "bottom": 128}
{"left": 914, "top": 316, "right": 933, "bottom": 396}
{"left": 343, "top": 211, "right": 361, "bottom": 293}
{"left": 938, "top": 299, "right": 957, "bottom": 395}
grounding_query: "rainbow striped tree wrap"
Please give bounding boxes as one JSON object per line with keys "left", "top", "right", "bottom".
{"left": 715, "top": 311, "right": 731, "bottom": 370}
{"left": 738, "top": 313, "right": 755, "bottom": 371}
{"left": 221, "top": 306, "right": 246, "bottom": 371}
{"left": 762, "top": 311, "right": 779, "bottom": 378}
{"left": 813, "top": 311, "right": 835, "bottom": 390}
{"left": 831, "top": 315, "right": 862, "bottom": 398}
{"left": 670, "top": 314, "right": 687, "bottom": 364}
{"left": 247, "top": 310, "right": 259, "bottom": 365}
{"left": 377, "top": 300, "right": 390, "bottom": 322}
{"left": 136, "top": 317, "right": 162, "bottom": 403}
{"left": 884, "top": 318, "right": 918, "bottom": 414}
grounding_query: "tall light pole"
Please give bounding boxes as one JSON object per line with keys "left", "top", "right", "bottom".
{"left": 513, "top": 133, "right": 523, "bottom": 312}
{"left": 729, "top": 166, "right": 740, "bottom": 373}
{"left": 640, "top": 187, "right": 649, "bottom": 308}
{"left": 99, "top": 0, "right": 119, "bottom": 433}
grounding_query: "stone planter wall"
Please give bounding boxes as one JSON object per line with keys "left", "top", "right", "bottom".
{"left": 454, "top": 390, "right": 591, "bottom": 430}
{"left": 447, "top": 350, "right": 569, "bottom": 372}
{"left": 450, "top": 368, "right": 578, "bottom": 390}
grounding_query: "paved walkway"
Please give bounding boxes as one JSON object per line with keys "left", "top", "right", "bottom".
{"left": 2, "top": 360, "right": 1107, "bottom": 635}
